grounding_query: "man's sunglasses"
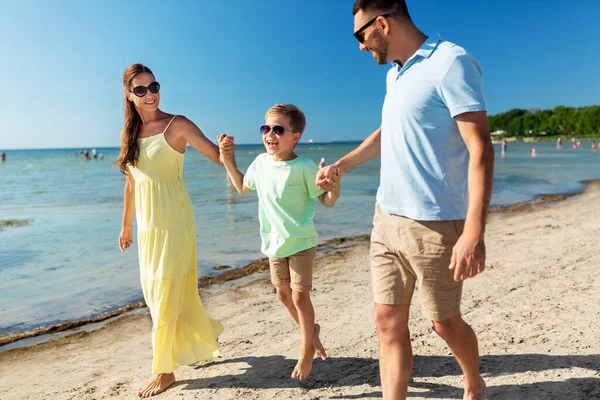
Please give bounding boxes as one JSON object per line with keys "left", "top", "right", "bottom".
{"left": 354, "top": 13, "right": 391, "bottom": 43}
{"left": 260, "top": 125, "right": 288, "bottom": 135}
{"left": 130, "top": 81, "right": 160, "bottom": 97}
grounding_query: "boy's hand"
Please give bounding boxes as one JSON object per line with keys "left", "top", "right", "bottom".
{"left": 217, "top": 134, "right": 235, "bottom": 163}
{"left": 317, "top": 165, "right": 340, "bottom": 192}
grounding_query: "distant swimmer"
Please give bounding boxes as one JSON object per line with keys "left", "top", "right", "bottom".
{"left": 531, "top": 147, "right": 537, "bottom": 157}
{"left": 556, "top": 137, "right": 562, "bottom": 149}
{"left": 0, "top": 151, "right": 5, "bottom": 162}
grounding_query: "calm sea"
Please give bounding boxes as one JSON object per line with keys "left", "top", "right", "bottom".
{"left": 1, "top": 140, "right": 599, "bottom": 340}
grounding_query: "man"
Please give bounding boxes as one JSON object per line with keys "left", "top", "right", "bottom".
{"left": 317, "top": 1, "right": 494, "bottom": 399}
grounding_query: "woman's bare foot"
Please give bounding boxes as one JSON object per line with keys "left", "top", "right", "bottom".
{"left": 464, "top": 377, "right": 486, "bottom": 400}
{"left": 291, "top": 346, "right": 315, "bottom": 380}
{"left": 313, "top": 324, "right": 327, "bottom": 360}
{"left": 137, "top": 373, "right": 175, "bottom": 398}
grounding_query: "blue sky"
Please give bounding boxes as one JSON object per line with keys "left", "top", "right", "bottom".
{"left": 1, "top": 0, "right": 598, "bottom": 149}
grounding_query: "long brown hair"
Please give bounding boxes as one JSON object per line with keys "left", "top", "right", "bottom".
{"left": 115, "top": 64, "right": 154, "bottom": 174}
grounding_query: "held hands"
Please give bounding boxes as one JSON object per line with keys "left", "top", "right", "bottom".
{"left": 316, "top": 164, "right": 342, "bottom": 193}
{"left": 449, "top": 231, "right": 486, "bottom": 281}
{"left": 119, "top": 226, "right": 133, "bottom": 252}
{"left": 217, "top": 134, "right": 235, "bottom": 165}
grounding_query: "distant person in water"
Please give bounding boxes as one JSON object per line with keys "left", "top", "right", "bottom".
{"left": 592, "top": 141, "right": 597, "bottom": 152}
{"left": 501, "top": 137, "right": 507, "bottom": 158}
{"left": 556, "top": 137, "right": 562, "bottom": 149}
{"left": 531, "top": 147, "right": 537, "bottom": 157}
{"left": 92, "top": 148, "right": 98, "bottom": 159}
{"left": 83, "top": 149, "right": 91, "bottom": 160}
{"left": 571, "top": 138, "right": 577, "bottom": 149}
{"left": 1, "top": 151, "right": 5, "bottom": 162}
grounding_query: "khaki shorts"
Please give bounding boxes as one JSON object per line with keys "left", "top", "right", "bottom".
{"left": 268, "top": 247, "right": 316, "bottom": 292}
{"left": 370, "top": 204, "right": 465, "bottom": 321}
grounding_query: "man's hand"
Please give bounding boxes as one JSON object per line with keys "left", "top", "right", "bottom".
{"left": 316, "top": 165, "right": 341, "bottom": 192}
{"left": 449, "top": 231, "right": 486, "bottom": 281}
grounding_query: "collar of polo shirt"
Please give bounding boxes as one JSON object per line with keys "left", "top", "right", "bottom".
{"left": 391, "top": 34, "right": 443, "bottom": 68}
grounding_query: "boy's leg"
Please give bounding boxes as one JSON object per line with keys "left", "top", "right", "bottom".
{"left": 291, "top": 289, "right": 315, "bottom": 380}
{"left": 275, "top": 284, "right": 299, "bottom": 322}
{"left": 270, "top": 256, "right": 298, "bottom": 319}
{"left": 289, "top": 247, "right": 324, "bottom": 379}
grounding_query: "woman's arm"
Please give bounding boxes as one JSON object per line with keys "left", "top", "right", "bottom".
{"left": 174, "top": 116, "right": 223, "bottom": 166}
{"left": 119, "top": 170, "right": 135, "bottom": 252}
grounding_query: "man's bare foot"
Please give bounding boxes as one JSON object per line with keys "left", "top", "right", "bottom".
{"left": 464, "top": 377, "right": 486, "bottom": 400}
{"left": 313, "top": 324, "right": 327, "bottom": 360}
{"left": 291, "top": 347, "right": 315, "bottom": 380}
{"left": 137, "top": 373, "right": 175, "bottom": 398}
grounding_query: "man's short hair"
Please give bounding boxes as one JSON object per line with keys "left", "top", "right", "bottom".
{"left": 352, "top": 0, "right": 411, "bottom": 20}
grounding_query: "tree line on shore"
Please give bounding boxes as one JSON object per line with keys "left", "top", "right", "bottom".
{"left": 489, "top": 105, "right": 600, "bottom": 137}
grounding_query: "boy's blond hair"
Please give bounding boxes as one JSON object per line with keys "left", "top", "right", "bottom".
{"left": 265, "top": 104, "right": 306, "bottom": 134}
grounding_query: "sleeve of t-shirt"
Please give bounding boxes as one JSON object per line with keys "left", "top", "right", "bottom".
{"left": 304, "top": 159, "right": 326, "bottom": 199}
{"left": 440, "top": 53, "right": 487, "bottom": 118}
{"left": 243, "top": 156, "right": 259, "bottom": 191}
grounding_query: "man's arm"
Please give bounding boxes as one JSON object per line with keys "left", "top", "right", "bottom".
{"left": 449, "top": 111, "right": 495, "bottom": 281}
{"left": 317, "top": 126, "right": 381, "bottom": 190}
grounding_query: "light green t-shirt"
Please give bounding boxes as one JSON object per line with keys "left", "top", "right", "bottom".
{"left": 243, "top": 153, "right": 325, "bottom": 258}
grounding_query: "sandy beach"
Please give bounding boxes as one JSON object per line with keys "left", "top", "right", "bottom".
{"left": 1, "top": 183, "right": 600, "bottom": 400}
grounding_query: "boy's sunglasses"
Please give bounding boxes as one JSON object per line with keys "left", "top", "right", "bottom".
{"left": 354, "top": 13, "right": 390, "bottom": 43}
{"left": 260, "top": 125, "right": 287, "bottom": 136}
{"left": 130, "top": 81, "right": 160, "bottom": 97}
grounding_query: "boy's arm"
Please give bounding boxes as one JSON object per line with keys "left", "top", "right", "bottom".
{"left": 223, "top": 159, "right": 250, "bottom": 195}
{"left": 317, "top": 173, "right": 340, "bottom": 207}
{"left": 218, "top": 135, "right": 250, "bottom": 195}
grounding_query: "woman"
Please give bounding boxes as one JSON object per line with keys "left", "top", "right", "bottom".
{"left": 116, "top": 64, "right": 224, "bottom": 398}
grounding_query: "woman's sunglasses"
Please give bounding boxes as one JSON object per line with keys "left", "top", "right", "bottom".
{"left": 130, "top": 81, "right": 160, "bottom": 97}
{"left": 260, "top": 125, "right": 287, "bottom": 136}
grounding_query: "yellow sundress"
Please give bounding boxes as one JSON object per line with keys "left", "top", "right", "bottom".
{"left": 128, "top": 115, "right": 223, "bottom": 374}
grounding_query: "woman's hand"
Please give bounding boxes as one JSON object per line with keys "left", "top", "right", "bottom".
{"left": 119, "top": 226, "right": 133, "bottom": 252}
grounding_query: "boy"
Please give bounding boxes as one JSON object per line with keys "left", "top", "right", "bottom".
{"left": 218, "top": 104, "right": 340, "bottom": 380}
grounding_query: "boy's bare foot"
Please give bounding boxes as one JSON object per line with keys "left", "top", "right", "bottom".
{"left": 137, "top": 373, "right": 175, "bottom": 398}
{"left": 291, "top": 347, "right": 315, "bottom": 380}
{"left": 464, "top": 377, "right": 486, "bottom": 400}
{"left": 313, "top": 324, "right": 327, "bottom": 360}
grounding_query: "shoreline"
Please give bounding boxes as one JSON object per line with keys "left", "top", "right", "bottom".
{"left": 1, "top": 178, "right": 598, "bottom": 349}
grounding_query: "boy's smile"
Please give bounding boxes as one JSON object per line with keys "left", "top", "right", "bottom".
{"left": 262, "top": 115, "right": 300, "bottom": 161}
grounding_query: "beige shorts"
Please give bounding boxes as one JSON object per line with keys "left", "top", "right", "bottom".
{"left": 268, "top": 247, "right": 316, "bottom": 292}
{"left": 370, "top": 204, "right": 465, "bottom": 321}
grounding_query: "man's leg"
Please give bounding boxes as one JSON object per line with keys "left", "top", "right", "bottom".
{"left": 374, "top": 303, "right": 412, "bottom": 400}
{"left": 432, "top": 316, "right": 485, "bottom": 400}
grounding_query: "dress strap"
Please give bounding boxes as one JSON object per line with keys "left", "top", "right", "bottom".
{"left": 163, "top": 115, "right": 178, "bottom": 134}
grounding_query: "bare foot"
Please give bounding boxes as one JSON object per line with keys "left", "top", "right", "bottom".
{"left": 137, "top": 373, "right": 175, "bottom": 398}
{"left": 464, "top": 377, "right": 486, "bottom": 400}
{"left": 313, "top": 324, "right": 327, "bottom": 360}
{"left": 291, "top": 347, "right": 315, "bottom": 380}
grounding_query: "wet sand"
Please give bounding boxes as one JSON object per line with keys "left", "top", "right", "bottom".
{"left": 1, "top": 182, "right": 599, "bottom": 399}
